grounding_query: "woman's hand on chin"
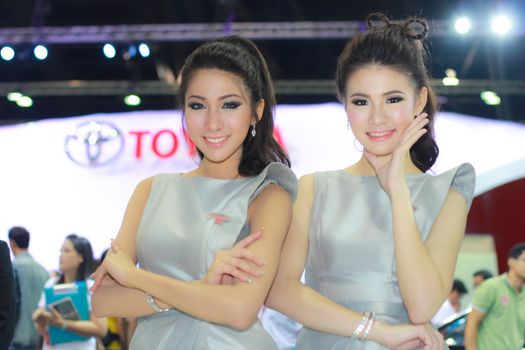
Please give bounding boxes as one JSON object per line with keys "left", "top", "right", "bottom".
{"left": 365, "top": 113, "right": 429, "bottom": 198}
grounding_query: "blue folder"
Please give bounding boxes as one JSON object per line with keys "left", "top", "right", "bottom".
{"left": 44, "top": 281, "right": 90, "bottom": 345}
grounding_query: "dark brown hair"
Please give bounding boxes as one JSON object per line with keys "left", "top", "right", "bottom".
{"left": 336, "top": 13, "right": 439, "bottom": 172}
{"left": 57, "top": 234, "right": 95, "bottom": 284}
{"left": 508, "top": 242, "right": 525, "bottom": 260}
{"left": 8, "top": 226, "right": 30, "bottom": 249}
{"left": 177, "top": 36, "right": 290, "bottom": 176}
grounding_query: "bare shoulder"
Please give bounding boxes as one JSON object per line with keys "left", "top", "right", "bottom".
{"left": 297, "top": 173, "right": 315, "bottom": 201}
{"left": 129, "top": 176, "right": 155, "bottom": 202}
{"left": 299, "top": 173, "right": 315, "bottom": 184}
{"left": 136, "top": 176, "right": 154, "bottom": 191}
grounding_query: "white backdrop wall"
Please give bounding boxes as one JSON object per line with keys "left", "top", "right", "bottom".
{"left": 2, "top": 103, "right": 525, "bottom": 271}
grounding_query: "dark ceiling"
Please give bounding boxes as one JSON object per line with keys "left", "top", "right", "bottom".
{"left": 0, "top": 0, "right": 524, "bottom": 125}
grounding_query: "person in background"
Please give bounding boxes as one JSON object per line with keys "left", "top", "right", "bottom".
{"left": 0, "top": 240, "right": 17, "bottom": 350}
{"left": 472, "top": 270, "right": 493, "bottom": 288}
{"left": 465, "top": 242, "right": 525, "bottom": 350}
{"left": 32, "top": 234, "right": 107, "bottom": 350}
{"left": 8, "top": 227, "right": 49, "bottom": 350}
{"left": 431, "top": 279, "right": 468, "bottom": 326}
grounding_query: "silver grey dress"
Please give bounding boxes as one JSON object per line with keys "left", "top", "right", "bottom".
{"left": 130, "top": 162, "right": 297, "bottom": 350}
{"left": 296, "top": 163, "right": 475, "bottom": 350}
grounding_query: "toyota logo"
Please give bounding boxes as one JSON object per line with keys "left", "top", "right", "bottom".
{"left": 65, "top": 121, "right": 124, "bottom": 167}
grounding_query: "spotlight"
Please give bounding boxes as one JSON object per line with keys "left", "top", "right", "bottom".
{"left": 442, "top": 69, "right": 459, "bottom": 86}
{"left": 16, "top": 96, "right": 33, "bottom": 108}
{"left": 33, "top": 45, "right": 48, "bottom": 60}
{"left": 123, "top": 45, "right": 137, "bottom": 61}
{"left": 491, "top": 15, "right": 511, "bottom": 35}
{"left": 129, "top": 45, "right": 137, "bottom": 58}
{"left": 454, "top": 17, "right": 471, "bottom": 34}
{"left": 124, "top": 94, "right": 141, "bottom": 106}
{"left": 7, "top": 92, "right": 23, "bottom": 101}
{"left": 103, "top": 44, "right": 116, "bottom": 59}
{"left": 480, "top": 91, "right": 501, "bottom": 106}
{"left": 0, "top": 46, "right": 15, "bottom": 61}
{"left": 138, "top": 43, "right": 150, "bottom": 58}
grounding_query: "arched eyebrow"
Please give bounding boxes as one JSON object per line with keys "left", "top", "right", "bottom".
{"left": 187, "top": 95, "right": 205, "bottom": 100}
{"left": 186, "top": 94, "right": 244, "bottom": 100}
{"left": 219, "top": 94, "right": 244, "bottom": 100}
{"left": 349, "top": 90, "right": 406, "bottom": 98}
{"left": 383, "top": 90, "right": 405, "bottom": 96}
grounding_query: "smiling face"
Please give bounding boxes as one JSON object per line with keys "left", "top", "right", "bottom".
{"left": 183, "top": 68, "right": 263, "bottom": 173}
{"left": 344, "top": 64, "right": 427, "bottom": 157}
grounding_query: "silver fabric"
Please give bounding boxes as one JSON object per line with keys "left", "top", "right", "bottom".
{"left": 130, "top": 162, "right": 297, "bottom": 350}
{"left": 296, "top": 163, "right": 475, "bottom": 350}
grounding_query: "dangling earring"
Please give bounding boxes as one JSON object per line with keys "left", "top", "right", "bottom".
{"left": 251, "top": 124, "right": 256, "bottom": 137}
{"left": 347, "top": 121, "right": 350, "bottom": 131}
{"left": 353, "top": 137, "right": 363, "bottom": 152}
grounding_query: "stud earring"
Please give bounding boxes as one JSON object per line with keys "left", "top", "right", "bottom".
{"left": 353, "top": 137, "right": 363, "bottom": 152}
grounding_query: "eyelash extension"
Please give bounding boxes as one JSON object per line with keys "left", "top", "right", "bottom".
{"left": 351, "top": 99, "right": 368, "bottom": 106}
{"left": 186, "top": 101, "right": 241, "bottom": 110}
{"left": 188, "top": 103, "right": 205, "bottom": 110}
{"left": 223, "top": 101, "right": 241, "bottom": 109}
{"left": 387, "top": 96, "right": 404, "bottom": 103}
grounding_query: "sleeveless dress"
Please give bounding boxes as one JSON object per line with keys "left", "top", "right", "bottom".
{"left": 129, "top": 162, "right": 297, "bottom": 350}
{"left": 296, "top": 163, "right": 475, "bottom": 350}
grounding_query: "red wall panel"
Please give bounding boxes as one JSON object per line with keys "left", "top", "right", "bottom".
{"left": 466, "top": 177, "right": 525, "bottom": 273}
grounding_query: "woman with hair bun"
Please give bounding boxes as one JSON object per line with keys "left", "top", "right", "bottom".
{"left": 90, "top": 35, "right": 296, "bottom": 350}
{"left": 211, "top": 13, "right": 475, "bottom": 349}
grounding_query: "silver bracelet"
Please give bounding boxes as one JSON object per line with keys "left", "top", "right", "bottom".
{"left": 350, "top": 311, "right": 370, "bottom": 340}
{"left": 360, "top": 312, "right": 375, "bottom": 340}
{"left": 146, "top": 293, "right": 171, "bottom": 313}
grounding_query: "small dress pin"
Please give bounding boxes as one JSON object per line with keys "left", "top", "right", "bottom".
{"left": 208, "top": 213, "right": 230, "bottom": 225}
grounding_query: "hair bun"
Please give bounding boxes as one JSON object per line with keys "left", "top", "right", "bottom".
{"left": 403, "top": 18, "right": 428, "bottom": 40}
{"left": 367, "top": 12, "right": 391, "bottom": 30}
{"left": 366, "top": 13, "right": 428, "bottom": 40}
